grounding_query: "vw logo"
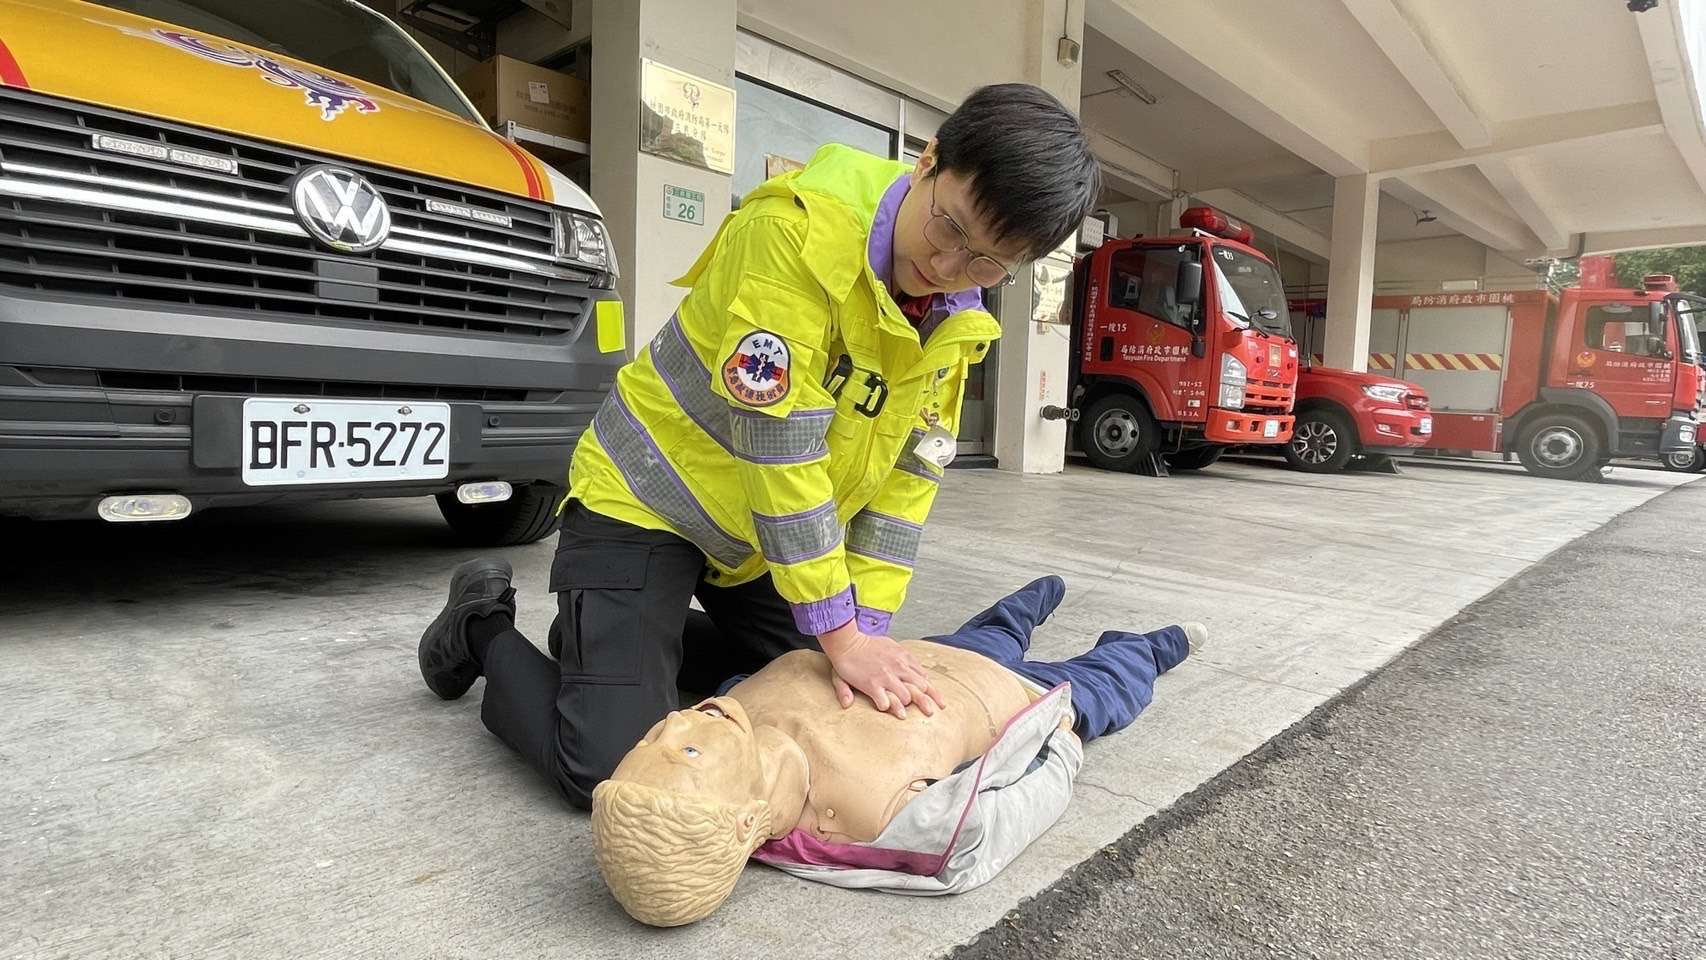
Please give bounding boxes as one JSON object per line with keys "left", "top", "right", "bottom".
{"left": 290, "top": 165, "right": 391, "bottom": 253}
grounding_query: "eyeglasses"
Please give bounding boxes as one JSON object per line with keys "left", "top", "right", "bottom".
{"left": 923, "top": 177, "right": 1016, "bottom": 287}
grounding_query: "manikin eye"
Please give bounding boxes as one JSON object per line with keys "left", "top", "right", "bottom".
{"left": 701, "top": 706, "right": 726, "bottom": 718}
{"left": 683, "top": 746, "right": 701, "bottom": 758}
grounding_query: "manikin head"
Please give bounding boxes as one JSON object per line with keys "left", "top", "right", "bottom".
{"left": 590, "top": 696, "right": 778, "bottom": 927}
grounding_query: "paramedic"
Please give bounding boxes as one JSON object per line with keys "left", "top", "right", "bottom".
{"left": 415, "top": 84, "right": 1101, "bottom": 810}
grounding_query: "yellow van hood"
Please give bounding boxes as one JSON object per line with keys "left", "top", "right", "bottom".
{"left": 0, "top": 0, "right": 556, "bottom": 203}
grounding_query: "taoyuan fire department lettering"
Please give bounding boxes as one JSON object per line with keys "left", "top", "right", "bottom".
{"left": 1590, "top": 358, "right": 1674, "bottom": 382}
{"left": 723, "top": 331, "right": 791, "bottom": 406}
{"left": 1119, "top": 343, "right": 1188, "bottom": 363}
{"left": 1409, "top": 292, "right": 1517, "bottom": 307}
{"left": 113, "top": 26, "right": 380, "bottom": 121}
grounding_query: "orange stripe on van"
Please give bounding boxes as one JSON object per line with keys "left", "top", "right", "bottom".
{"left": 495, "top": 136, "right": 544, "bottom": 200}
{"left": 0, "top": 38, "right": 29, "bottom": 88}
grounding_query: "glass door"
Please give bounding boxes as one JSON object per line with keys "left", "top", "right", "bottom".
{"left": 732, "top": 76, "right": 894, "bottom": 207}
{"left": 956, "top": 286, "right": 1000, "bottom": 456}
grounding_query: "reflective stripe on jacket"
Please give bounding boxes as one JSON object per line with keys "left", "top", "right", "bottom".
{"left": 566, "top": 143, "right": 1001, "bottom": 634}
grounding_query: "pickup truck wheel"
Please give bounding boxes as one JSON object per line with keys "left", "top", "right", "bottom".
{"left": 1283, "top": 409, "right": 1356, "bottom": 473}
{"left": 1164, "top": 446, "right": 1224, "bottom": 471}
{"left": 1080, "top": 394, "right": 1157, "bottom": 472}
{"left": 1663, "top": 446, "right": 1706, "bottom": 473}
{"left": 437, "top": 483, "right": 563, "bottom": 546}
{"left": 1516, "top": 414, "right": 1604, "bottom": 481}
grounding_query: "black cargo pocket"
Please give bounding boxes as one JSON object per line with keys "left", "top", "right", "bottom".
{"left": 549, "top": 542, "right": 653, "bottom": 682}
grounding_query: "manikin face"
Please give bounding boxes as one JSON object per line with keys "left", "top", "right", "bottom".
{"left": 609, "top": 696, "right": 767, "bottom": 805}
{"left": 890, "top": 141, "right": 1029, "bottom": 299}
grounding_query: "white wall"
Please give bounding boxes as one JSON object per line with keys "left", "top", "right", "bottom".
{"left": 736, "top": 0, "right": 1032, "bottom": 110}
{"left": 1098, "top": 200, "right": 1157, "bottom": 240}
{"left": 1279, "top": 248, "right": 1323, "bottom": 296}
{"left": 1482, "top": 248, "right": 1539, "bottom": 292}
{"left": 1372, "top": 236, "right": 1543, "bottom": 294}
{"left": 591, "top": 0, "right": 739, "bottom": 349}
{"left": 1374, "top": 236, "right": 1483, "bottom": 291}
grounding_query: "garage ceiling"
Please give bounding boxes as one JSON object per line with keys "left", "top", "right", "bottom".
{"left": 1085, "top": 0, "right": 1706, "bottom": 257}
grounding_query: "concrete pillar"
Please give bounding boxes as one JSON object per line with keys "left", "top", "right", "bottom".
{"left": 1323, "top": 174, "right": 1379, "bottom": 372}
{"left": 589, "top": 0, "right": 736, "bottom": 352}
{"left": 992, "top": 0, "right": 1084, "bottom": 475}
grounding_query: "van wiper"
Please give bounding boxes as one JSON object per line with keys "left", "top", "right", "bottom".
{"left": 1228, "top": 310, "right": 1271, "bottom": 338}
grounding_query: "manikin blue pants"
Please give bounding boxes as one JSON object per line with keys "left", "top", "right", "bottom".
{"left": 927, "top": 575, "right": 1189, "bottom": 742}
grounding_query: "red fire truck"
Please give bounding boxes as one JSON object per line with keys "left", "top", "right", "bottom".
{"left": 1069, "top": 207, "right": 1298, "bottom": 474}
{"left": 1291, "top": 272, "right": 1702, "bottom": 481}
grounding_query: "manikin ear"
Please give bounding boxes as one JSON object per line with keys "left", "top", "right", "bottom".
{"left": 736, "top": 799, "right": 771, "bottom": 849}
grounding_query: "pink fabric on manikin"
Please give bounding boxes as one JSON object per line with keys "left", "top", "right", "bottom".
{"left": 753, "top": 684, "right": 1070, "bottom": 877}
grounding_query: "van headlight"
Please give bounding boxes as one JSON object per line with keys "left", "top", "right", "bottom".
{"left": 553, "top": 211, "right": 618, "bottom": 284}
{"left": 1219, "top": 353, "right": 1247, "bottom": 410}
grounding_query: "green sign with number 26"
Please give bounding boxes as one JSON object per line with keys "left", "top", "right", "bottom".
{"left": 664, "top": 185, "right": 706, "bottom": 225}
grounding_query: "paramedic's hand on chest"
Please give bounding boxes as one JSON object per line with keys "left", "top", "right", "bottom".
{"left": 819, "top": 620, "right": 946, "bottom": 718}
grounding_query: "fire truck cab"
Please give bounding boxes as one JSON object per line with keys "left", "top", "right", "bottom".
{"left": 1070, "top": 207, "right": 1298, "bottom": 474}
{"left": 1514, "top": 276, "right": 1703, "bottom": 479}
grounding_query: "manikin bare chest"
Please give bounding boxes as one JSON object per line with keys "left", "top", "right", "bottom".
{"left": 729, "top": 641, "right": 1036, "bottom": 844}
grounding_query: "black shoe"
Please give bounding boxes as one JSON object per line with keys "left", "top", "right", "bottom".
{"left": 418, "top": 557, "right": 516, "bottom": 701}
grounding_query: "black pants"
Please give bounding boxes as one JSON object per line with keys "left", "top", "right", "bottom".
{"left": 477, "top": 500, "right": 818, "bottom": 809}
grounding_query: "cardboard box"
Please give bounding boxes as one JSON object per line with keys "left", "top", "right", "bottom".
{"left": 458, "top": 55, "right": 588, "bottom": 141}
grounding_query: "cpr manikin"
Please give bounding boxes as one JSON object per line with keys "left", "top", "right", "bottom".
{"left": 591, "top": 576, "right": 1201, "bottom": 926}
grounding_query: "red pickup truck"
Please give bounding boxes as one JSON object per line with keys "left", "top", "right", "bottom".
{"left": 1283, "top": 361, "right": 1433, "bottom": 472}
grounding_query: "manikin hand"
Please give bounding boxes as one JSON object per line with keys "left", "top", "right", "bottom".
{"left": 817, "top": 621, "right": 947, "bottom": 720}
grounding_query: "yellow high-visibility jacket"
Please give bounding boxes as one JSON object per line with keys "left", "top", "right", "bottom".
{"left": 567, "top": 144, "right": 1001, "bottom": 635}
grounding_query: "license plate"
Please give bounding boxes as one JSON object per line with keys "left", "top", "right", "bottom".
{"left": 1420, "top": 417, "right": 1433, "bottom": 434}
{"left": 241, "top": 398, "right": 451, "bottom": 486}
{"left": 1263, "top": 420, "right": 1280, "bottom": 438}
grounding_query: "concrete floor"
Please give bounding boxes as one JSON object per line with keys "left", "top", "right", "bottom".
{"left": 0, "top": 458, "right": 1694, "bottom": 959}
{"left": 954, "top": 478, "right": 1706, "bottom": 960}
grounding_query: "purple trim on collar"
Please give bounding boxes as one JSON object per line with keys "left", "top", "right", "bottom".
{"left": 866, "top": 173, "right": 990, "bottom": 327}
{"left": 917, "top": 286, "right": 986, "bottom": 343}
{"left": 943, "top": 287, "right": 986, "bottom": 314}
{"left": 867, "top": 174, "right": 911, "bottom": 295}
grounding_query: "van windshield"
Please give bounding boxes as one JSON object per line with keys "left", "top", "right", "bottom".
{"left": 1212, "top": 246, "right": 1292, "bottom": 338}
{"left": 89, "top": 0, "right": 477, "bottom": 122}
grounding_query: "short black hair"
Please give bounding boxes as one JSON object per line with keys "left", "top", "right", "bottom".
{"left": 933, "top": 83, "right": 1100, "bottom": 262}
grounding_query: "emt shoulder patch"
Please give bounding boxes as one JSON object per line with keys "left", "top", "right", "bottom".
{"left": 722, "top": 330, "right": 792, "bottom": 407}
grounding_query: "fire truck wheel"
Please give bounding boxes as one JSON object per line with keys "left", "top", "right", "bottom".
{"left": 437, "top": 482, "right": 562, "bottom": 545}
{"left": 1081, "top": 393, "right": 1158, "bottom": 472}
{"left": 1165, "top": 446, "right": 1225, "bottom": 471}
{"left": 1283, "top": 408, "right": 1356, "bottom": 473}
{"left": 1663, "top": 446, "right": 1706, "bottom": 473}
{"left": 1516, "top": 414, "right": 1604, "bottom": 481}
